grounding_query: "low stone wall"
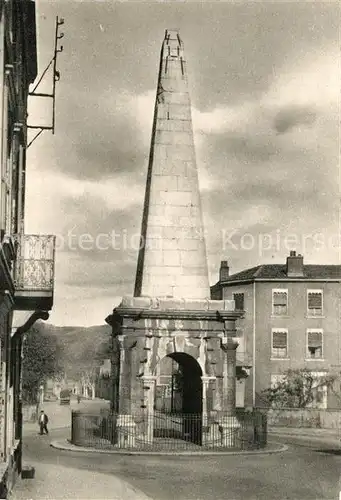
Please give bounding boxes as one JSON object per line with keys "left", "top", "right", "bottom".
{"left": 265, "top": 408, "right": 341, "bottom": 429}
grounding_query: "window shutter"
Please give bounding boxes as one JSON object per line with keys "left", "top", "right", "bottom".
{"left": 273, "top": 292, "right": 287, "bottom": 306}
{"left": 308, "top": 293, "right": 322, "bottom": 309}
{"left": 273, "top": 331, "right": 287, "bottom": 348}
{"left": 308, "top": 331, "right": 322, "bottom": 348}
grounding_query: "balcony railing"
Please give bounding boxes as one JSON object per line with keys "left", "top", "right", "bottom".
{"left": 13, "top": 234, "right": 55, "bottom": 310}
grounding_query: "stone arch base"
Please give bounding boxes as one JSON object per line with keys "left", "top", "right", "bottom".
{"left": 107, "top": 296, "right": 244, "bottom": 448}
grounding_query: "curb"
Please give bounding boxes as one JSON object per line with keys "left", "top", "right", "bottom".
{"left": 50, "top": 439, "right": 288, "bottom": 456}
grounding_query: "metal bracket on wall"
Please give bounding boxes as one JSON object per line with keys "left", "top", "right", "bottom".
{"left": 27, "top": 16, "right": 65, "bottom": 148}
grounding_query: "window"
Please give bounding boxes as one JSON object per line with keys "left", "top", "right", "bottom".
{"left": 272, "top": 290, "right": 288, "bottom": 316}
{"left": 271, "top": 329, "right": 288, "bottom": 358}
{"left": 233, "top": 293, "right": 244, "bottom": 310}
{"left": 307, "top": 290, "right": 323, "bottom": 316}
{"left": 306, "top": 329, "right": 323, "bottom": 359}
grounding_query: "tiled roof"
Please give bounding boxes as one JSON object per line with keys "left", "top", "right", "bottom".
{"left": 217, "top": 264, "right": 341, "bottom": 284}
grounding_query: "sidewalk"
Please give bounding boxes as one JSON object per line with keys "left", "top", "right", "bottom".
{"left": 10, "top": 462, "right": 153, "bottom": 500}
{"left": 269, "top": 426, "right": 341, "bottom": 438}
{"left": 269, "top": 426, "right": 341, "bottom": 447}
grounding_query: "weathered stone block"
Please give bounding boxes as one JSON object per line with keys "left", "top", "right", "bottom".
{"left": 123, "top": 297, "right": 152, "bottom": 309}
{"left": 164, "top": 205, "right": 191, "bottom": 218}
{"left": 182, "top": 299, "right": 208, "bottom": 311}
{"left": 145, "top": 226, "right": 163, "bottom": 238}
{"left": 207, "top": 300, "right": 224, "bottom": 311}
{"left": 163, "top": 250, "right": 181, "bottom": 266}
{"left": 162, "top": 226, "right": 187, "bottom": 240}
{"left": 120, "top": 296, "right": 135, "bottom": 308}
{"left": 177, "top": 176, "right": 196, "bottom": 191}
{"left": 177, "top": 238, "right": 200, "bottom": 251}
{"left": 172, "top": 285, "right": 209, "bottom": 299}
{"left": 147, "top": 215, "right": 178, "bottom": 227}
{"left": 159, "top": 190, "right": 192, "bottom": 207}
{"left": 144, "top": 266, "right": 181, "bottom": 277}
{"left": 158, "top": 298, "right": 185, "bottom": 310}
{"left": 180, "top": 250, "right": 207, "bottom": 268}
{"left": 178, "top": 216, "right": 198, "bottom": 227}
{"left": 161, "top": 238, "right": 182, "bottom": 251}
{"left": 147, "top": 203, "right": 165, "bottom": 217}
{"left": 176, "top": 275, "right": 209, "bottom": 288}
{"left": 150, "top": 285, "right": 175, "bottom": 297}
{"left": 152, "top": 175, "right": 178, "bottom": 191}
{"left": 223, "top": 300, "right": 235, "bottom": 311}
{"left": 155, "top": 129, "right": 193, "bottom": 146}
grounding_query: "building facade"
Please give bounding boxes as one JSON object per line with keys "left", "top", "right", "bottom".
{"left": 0, "top": 1, "right": 55, "bottom": 496}
{"left": 211, "top": 252, "right": 341, "bottom": 409}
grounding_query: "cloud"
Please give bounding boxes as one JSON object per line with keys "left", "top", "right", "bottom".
{"left": 25, "top": 166, "right": 144, "bottom": 234}
{"left": 273, "top": 106, "right": 317, "bottom": 135}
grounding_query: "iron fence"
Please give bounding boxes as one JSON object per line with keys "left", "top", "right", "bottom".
{"left": 71, "top": 409, "right": 267, "bottom": 451}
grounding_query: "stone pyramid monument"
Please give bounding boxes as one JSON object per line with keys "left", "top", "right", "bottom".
{"left": 134, "top": 29, "right": 209, "bottom": 300}
{"left": 106, "top": 31, "right": 243, "bottom": 448}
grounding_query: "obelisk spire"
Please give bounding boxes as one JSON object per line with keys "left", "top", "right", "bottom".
{"left": 134, "top": 30, "right": 209, "bottom": 299}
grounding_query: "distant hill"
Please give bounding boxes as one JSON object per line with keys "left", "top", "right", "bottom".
{"left": 35, "top": 322, "right": 111, "bottom": 380}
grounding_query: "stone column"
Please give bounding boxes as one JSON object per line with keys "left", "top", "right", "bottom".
{"left": 219, "top": 326, "right": 240, "bottom": 447}
{"left": 221, "top": 336, "right": 239, "bottom": 415}
{"left": 142, "top": 375, "right": 156, "bottom": 444}
{"left": 202, "top": 376, "right": 216, "bottom": 447}
{"left": 116, "top": 335, "right": 136, "bottom": 448}
{"left": 117, "top": 335, "right": 130, "bottom": 414}
{"left": 201, "top": 376, "right": 210, "bottom": 426}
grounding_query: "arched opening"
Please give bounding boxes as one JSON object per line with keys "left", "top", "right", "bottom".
{"left": 154, "top": 352, "right": 203, "bottom": 444}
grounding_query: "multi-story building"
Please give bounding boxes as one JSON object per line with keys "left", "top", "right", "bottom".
{"left": 211, "top": 251, "right": 341, "bottom": 409}
{"left": 0, "top": 1, "right": 55, "bottom": 496}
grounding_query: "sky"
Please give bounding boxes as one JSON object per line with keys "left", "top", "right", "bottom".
{"left": 26, "top": 0, "right": 340, "bottom": 326}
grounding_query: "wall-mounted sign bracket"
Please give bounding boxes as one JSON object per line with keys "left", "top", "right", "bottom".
{"left": 27, "top": 16, "right": 65, "bottom": 148}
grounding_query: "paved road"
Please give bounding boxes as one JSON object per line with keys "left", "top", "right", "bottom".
{"left": 17, "top": 425, "right": 341, "bottom": 500}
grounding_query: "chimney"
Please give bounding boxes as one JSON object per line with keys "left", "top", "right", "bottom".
{"left": 219, "top": 260, "right": 229, "bottom": 282}
{"left": 286, "top": 251, "right": 304, "bottom": 277}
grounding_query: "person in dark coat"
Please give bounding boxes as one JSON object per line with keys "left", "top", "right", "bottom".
{"left": 39, "top": 410, "right": 49, "bottom": 435}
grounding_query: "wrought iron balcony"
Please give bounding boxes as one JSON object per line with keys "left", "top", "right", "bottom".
{"left": 13, "top": 234, "right": 56, "bottom": 311}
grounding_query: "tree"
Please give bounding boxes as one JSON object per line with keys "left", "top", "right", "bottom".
{"left": 260, "top": 368, "right": 337, "bottom": 408}
{"left": 22, "top": 325, "right": 64, "bottom": 404}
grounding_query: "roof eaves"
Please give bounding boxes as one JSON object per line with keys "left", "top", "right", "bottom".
{"left": 218, "top": 279, "right": 255, "bottom": 286}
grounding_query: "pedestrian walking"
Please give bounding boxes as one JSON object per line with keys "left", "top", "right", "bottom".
{"left": 39, "top": 410, "right": 49, "bottom": 435}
